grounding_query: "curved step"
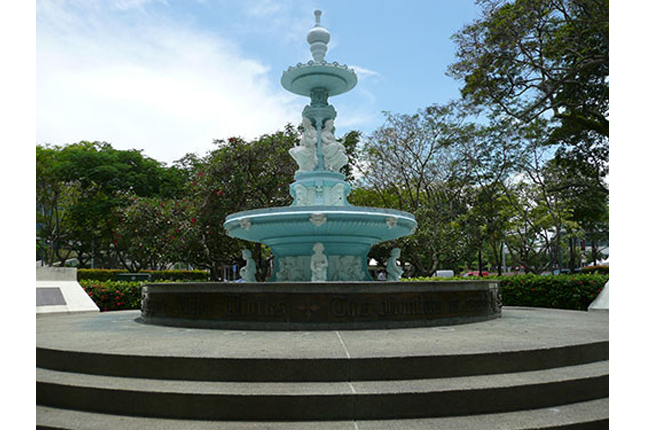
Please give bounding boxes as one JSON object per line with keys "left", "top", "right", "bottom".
{"left": 37, "top": 361, "right": 608, "bottom": 421}
{"left": 37, "top": 399, "right": 609, "bottom": 429}
{"left": 36, "top": 340, "right": 608, "bottom": 382}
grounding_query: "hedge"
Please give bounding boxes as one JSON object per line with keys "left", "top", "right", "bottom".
{"left": 580, "top": 265, "right": 609, "bottom": 275}
{"left": 77, "top": 269, "right": 209, "bottom": 282}
{"left": 404, "top": 274, "right": 608, "bottom": 311}
{"left": 497, "top": 274, "right": 608, "bottom": 310}
{"left": 80, "top": 280, "right": 143, "bottom": 312}
{"left": 82, "top": 274, "right": 609, "bottom": 313}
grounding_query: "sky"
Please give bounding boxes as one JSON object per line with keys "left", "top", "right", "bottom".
{"left": 36, "top": 0, "right": 481, "bottom": 164}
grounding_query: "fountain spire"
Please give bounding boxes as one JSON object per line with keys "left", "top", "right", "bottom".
{"left": 307, "top": 10, "right": 330, "bottom": 62}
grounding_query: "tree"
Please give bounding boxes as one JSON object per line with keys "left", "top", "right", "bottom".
{"left": 448, "top": 0, "right": 609, "bottom": 205}
{"left": 111, "top": 196, "right": 185, "bottom": 272}
{"left": 449, "top": 0, "right": 608, "bottom": 138}
{"left": 357, "top": 102, "right": 475, "bottom": 276}
{"left": 174, "top": 126, "right": 301, "bottom": 280}
{"left": 36, "top": 145, "right": 79, "bottom": 265}
{"left": 36, "top": 141, "right": 187, "bottom": 267}
{"left": 451, "top": 115, "right": 526, "bottom": 275}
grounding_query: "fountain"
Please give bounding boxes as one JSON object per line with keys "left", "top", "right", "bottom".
{"left": 223, "top": 10, "right": 417, "bottom": 282}
{"left": 140, "top": 11, "right": 501, "bottom": 330}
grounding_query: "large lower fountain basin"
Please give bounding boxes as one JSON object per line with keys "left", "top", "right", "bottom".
{"left": 140, "top": 280, "right": 501, "bottom": 330}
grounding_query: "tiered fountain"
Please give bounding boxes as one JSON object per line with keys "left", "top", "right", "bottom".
{"left": 223, "top": 10, "right": 417, "bottom": 282}
{"left": 140, "top": 11, "right": 501, "bottom": 329}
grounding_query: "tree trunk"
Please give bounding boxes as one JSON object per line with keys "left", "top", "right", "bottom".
{"left": 568, "top": 237, "right": 576, "bottom": 272}
{"left": 497, "top": 242, "right": 503, "bottom": 276}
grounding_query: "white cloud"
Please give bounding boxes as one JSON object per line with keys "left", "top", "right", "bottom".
{"left": 36, "top": 1, "right": 301, "bottom": 164}
{"left": 349, "top": 65, "right": 381, "bottom": 80}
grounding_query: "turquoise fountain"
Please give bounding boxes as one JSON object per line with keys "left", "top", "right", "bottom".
{"left": 223, "top": 10, "right": 417, "bottom": 282}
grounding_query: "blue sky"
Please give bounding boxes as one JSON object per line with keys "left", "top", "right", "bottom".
{"left": 37, "top": 0, "right": 481, "bottom": 164}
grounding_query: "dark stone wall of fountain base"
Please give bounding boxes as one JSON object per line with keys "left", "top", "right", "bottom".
{"left": 139, "top": 281, "right": 501, "bottom": 330}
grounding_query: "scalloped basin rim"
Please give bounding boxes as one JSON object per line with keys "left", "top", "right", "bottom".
{"left": 281, "top": 63, "right": 358, "bottom": 97}
{"left": 225, "top": 206, "right": 417, "bottom": 225}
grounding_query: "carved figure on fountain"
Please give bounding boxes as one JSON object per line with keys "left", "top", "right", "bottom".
{"left": 289, "top": 117, "right": 318, "bottom": 173}
{"left": 387, "top": 248, "right": 404, "bottom": 281}
{"left": 240, "top": 249, "right": 257, "bottom": 282}
{"left": 311, "top": 243, "right": 329, "bottom": 282}
{"left": 321, "top": 119, "right": 348, "bottom": 172}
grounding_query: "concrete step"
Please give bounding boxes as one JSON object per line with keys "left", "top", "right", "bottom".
{"left": 36, "top": 340, "right": 609, "bottom": 382}
{"left": 36, "top": 361, "right": 608, "bottom": 421}
{"left": 36, "top": 399, "right": 609, "bottom": 430}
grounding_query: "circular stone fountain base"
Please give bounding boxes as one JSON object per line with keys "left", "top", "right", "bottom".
{"left": 140, "top": 281, "right": 501, "bottom": 330}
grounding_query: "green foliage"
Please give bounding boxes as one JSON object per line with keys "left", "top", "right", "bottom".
{"left": 77, "top": 269, "right": 129, "bottom": 281}
{"left": 405, "top": 274, "right": 608, "bottom": 311}
{"left": 357, "top": 102, "right": 475, "bottom": 276}
{"left": 111, "top": 196, "right": 186, "bottom": 271}
{"left": 449, "top": 0, "right": 608, "bottom": 139}
{"left": 580, "top": 265, "right": 609, "bottom": 275}
{"left": 78, "top": 269, "right": 209, "bottom": 282}
{"left": 498, "top": 274, "right": 608, "bottom": 310}
{"left": 36, "top": 141, "right": 188, "bottom": 268}
{"left": 172, "top": 126, "right": 301, "bottom": 280}
{"left": 448, "top": 0, "right": 609, "bottom": 227}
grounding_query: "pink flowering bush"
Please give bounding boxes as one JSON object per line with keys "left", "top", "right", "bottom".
{"left": 80, "top": 280, "right": 142, "bottom": 311}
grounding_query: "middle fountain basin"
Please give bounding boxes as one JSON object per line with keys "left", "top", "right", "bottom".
{"left": 224, "top": 206, "right": 417, "bottom": 281}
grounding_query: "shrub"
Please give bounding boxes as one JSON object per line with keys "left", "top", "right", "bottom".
{"left": 145, "top": 270, "right": 209, "bottom": 282}
{"left": 78, "top": 269, "right": 209, "bottom": 282}
{"left": 404, "top": 274, "right": 608, "bottom": 311}
{"left": 580, "top": 265, "right": 609, "bottom": 275}
{"left": 498, "top": 274, "right": 608, "bottom": 310}
{"left": 77, "top": 269, "right": 128, "bottom": 282}
{"left": 80, "top": 280, "right": 143, "bottom": 312}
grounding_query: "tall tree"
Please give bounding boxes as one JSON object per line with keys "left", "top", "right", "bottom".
{"left": 449, "top": 0, "right": 608, "bottom": 139}
{"left": 36, "top": 141, "right": 187, "bottom": 267}
{"left": 357, "top": 102, "right": 474, "bottom": 276}
{"left": 174, "top": 126, "right": 300, "bottom": 280}
{"left": 448, "top": 0, "right": 609, "bottom": 206}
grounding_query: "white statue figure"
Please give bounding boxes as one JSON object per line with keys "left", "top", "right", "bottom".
{"left": 275, "top": 257, "right": 290, "bottom": 282}
{"left": 339, "top": 255, "right": 362, "bottom": 281}
{"left": 321, "top": 119, "right": 348, "bottom": 172}
{"left": 323, "top": 183, "right": 345, "bottom": 206}
{"left": 289, "top": 117, "right": 318, "bottom": 172}
{"left": 294, "top": 184, "right": 315, "bottom": 206}
{"left": 386, "top": 248, "right": 404, "bottom": 281}
{"left": 240, "top": 249, "right": 257, "bottom": 282}
{"left": 310, "top": 242, "right": 328, "bottom": 282}
{"left": 276, "top": 256, "right": 304, "bottom": 282}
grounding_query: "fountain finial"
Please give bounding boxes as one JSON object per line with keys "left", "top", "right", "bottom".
{"left": 307, "top": 10, "right": 330, "bottom": 62}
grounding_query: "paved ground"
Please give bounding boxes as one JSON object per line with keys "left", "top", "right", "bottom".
{"left": 37, "top": 307, "right": 608, "bottom": 360}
